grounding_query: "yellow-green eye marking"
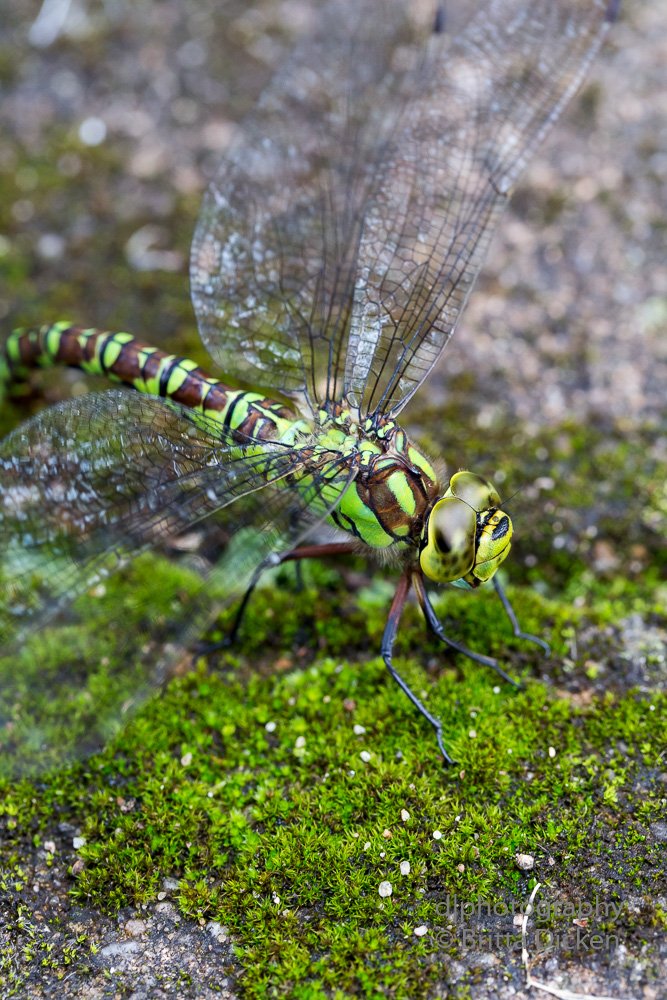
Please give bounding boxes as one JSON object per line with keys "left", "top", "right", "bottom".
{"left": 467, "top": 509, "right": 513, "bottom": 584}
{"left": 420, "top": 470, "right": 513, "bottom": 587}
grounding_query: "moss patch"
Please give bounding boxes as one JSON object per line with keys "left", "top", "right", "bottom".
{"left": 1, "top": 555, "right": 665, "bottom": 996}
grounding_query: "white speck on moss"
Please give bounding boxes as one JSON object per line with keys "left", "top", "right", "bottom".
{"left": 378, "top": 880, "right": 392, "bottom": 898}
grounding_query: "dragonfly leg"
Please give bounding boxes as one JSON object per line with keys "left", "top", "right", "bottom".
{"left": 294, "top": 559, "right": 304, "bottom": 593}
{"left": 226, "top": 554, "right": 279, "bottom": 645}
{"left": 275, "top": 541, "right": 358, "bottom": 564}
{"left": 193, "top": 555, "right": 271, "bottom": 656}
{"left": 412, "top": 571, "right": 522, "bottom": 689}
{"left": 228, "top": 541, "right": 359, "bottom": 644}
{"left": 381, "top": 570, "right": 453, "bottom": 764}
{"left": 492, "top": 578, "right": 551, "bottom": 655}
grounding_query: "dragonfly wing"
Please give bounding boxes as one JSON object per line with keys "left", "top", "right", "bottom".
{"left": 345, "top": 0, "right": 615, "bottom": 417}
{"left": 191, "top": 0, "right": 613, "bottom": 418}
{"left": 190, "top": 0, "right": 428, "bottom": 412}
{"left": 0, "top": 390, "right": 353, "bottom": 774}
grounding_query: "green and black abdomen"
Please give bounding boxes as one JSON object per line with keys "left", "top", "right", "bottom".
{"left": 1, "top": 323, "right": 293, "bottom": 443}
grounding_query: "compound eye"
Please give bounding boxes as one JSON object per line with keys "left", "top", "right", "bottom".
{"left": 448, "top": 471, "right": 501, "bottom": 512}
{"left": 432, "top": 497, "right": 476, "bottom": 555}
{"left": 419, "top": 497, "right": 476, "bottom": 583}
{"left": 470, "top": 510, "right": 513, "bottom": 583}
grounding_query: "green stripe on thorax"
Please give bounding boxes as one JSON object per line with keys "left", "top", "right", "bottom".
{"left": 311, "top": 406, "right": 440, "bottom": 549}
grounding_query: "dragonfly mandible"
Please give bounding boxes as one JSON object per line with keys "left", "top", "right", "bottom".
{"left": 0, "top": 0, "right": 618, "bottom": 774}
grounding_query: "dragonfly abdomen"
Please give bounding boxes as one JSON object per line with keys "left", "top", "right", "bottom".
{"left": 1, "top": 323, "right": 295, "bottom": 443}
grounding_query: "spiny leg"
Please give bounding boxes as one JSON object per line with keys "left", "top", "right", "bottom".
{"left": 381, "top": 570, "right": 453, "bottom": 764}
{"left": 412, "top": 571, "right": 521, "bottom": 689}
{"left": 492, "top": 577, "right": 551, "bottom": 654}
{"left": 227, "top": 541, "right": 358, "bottom": 646}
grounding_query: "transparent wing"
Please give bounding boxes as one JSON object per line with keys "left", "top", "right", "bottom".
{"left": 190, "top": 0, "right": 432, "bottom": 412}
{"left": 347, "top": 0, "right": 616, "bottom": 417}
{"left": 0, "top": 390, "right": 353, "bottom": 775}
{"left": 191, "top": 0, "right": 614, "bottom": 419}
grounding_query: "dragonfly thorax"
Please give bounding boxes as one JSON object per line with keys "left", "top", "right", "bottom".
{"left": 419, "top": 471, "right": 513, "bottom": 589}
{"left": 318, "top": 407, "right": 441, "bottom": 550}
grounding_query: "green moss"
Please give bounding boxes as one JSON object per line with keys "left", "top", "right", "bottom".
{"left": 0, "top": 557, "right": 665, "bottom": 994}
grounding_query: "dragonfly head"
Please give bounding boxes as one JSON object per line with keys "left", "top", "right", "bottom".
{"left": 419, "top": 471, "right": 512, "bottom": 588}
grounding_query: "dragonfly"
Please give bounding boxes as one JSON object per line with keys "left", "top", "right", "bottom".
{"left": 0, "top": 0, "right": 617, "bottom": 775}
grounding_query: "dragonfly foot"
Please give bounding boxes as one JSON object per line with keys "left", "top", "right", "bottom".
{"left": 383, "top": 652, "right": 456, "bottom": 764}
{"left": 435, "top": 728, "right": 455, "bottom": 766}
{"left": 382, "top": 652, "right": 455, "bottom": 763}
{"left": 487, "top": 661, "right": 522, "bottom": 690}
{"left": 414, "top": 574, "right": 523, "bottom": 689}
{"left": 191, "top": 634, "right": 233, "bottom": 662}
{"left": 492, "top": 579, "right": 550, "bottom": 656}
{"left": 517, "top": 630, "right": 550, "bottom": 655}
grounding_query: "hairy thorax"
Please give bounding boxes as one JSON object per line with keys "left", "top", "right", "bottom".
{"left": 311, "top": 403, "right": 441, "bottom": 551}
